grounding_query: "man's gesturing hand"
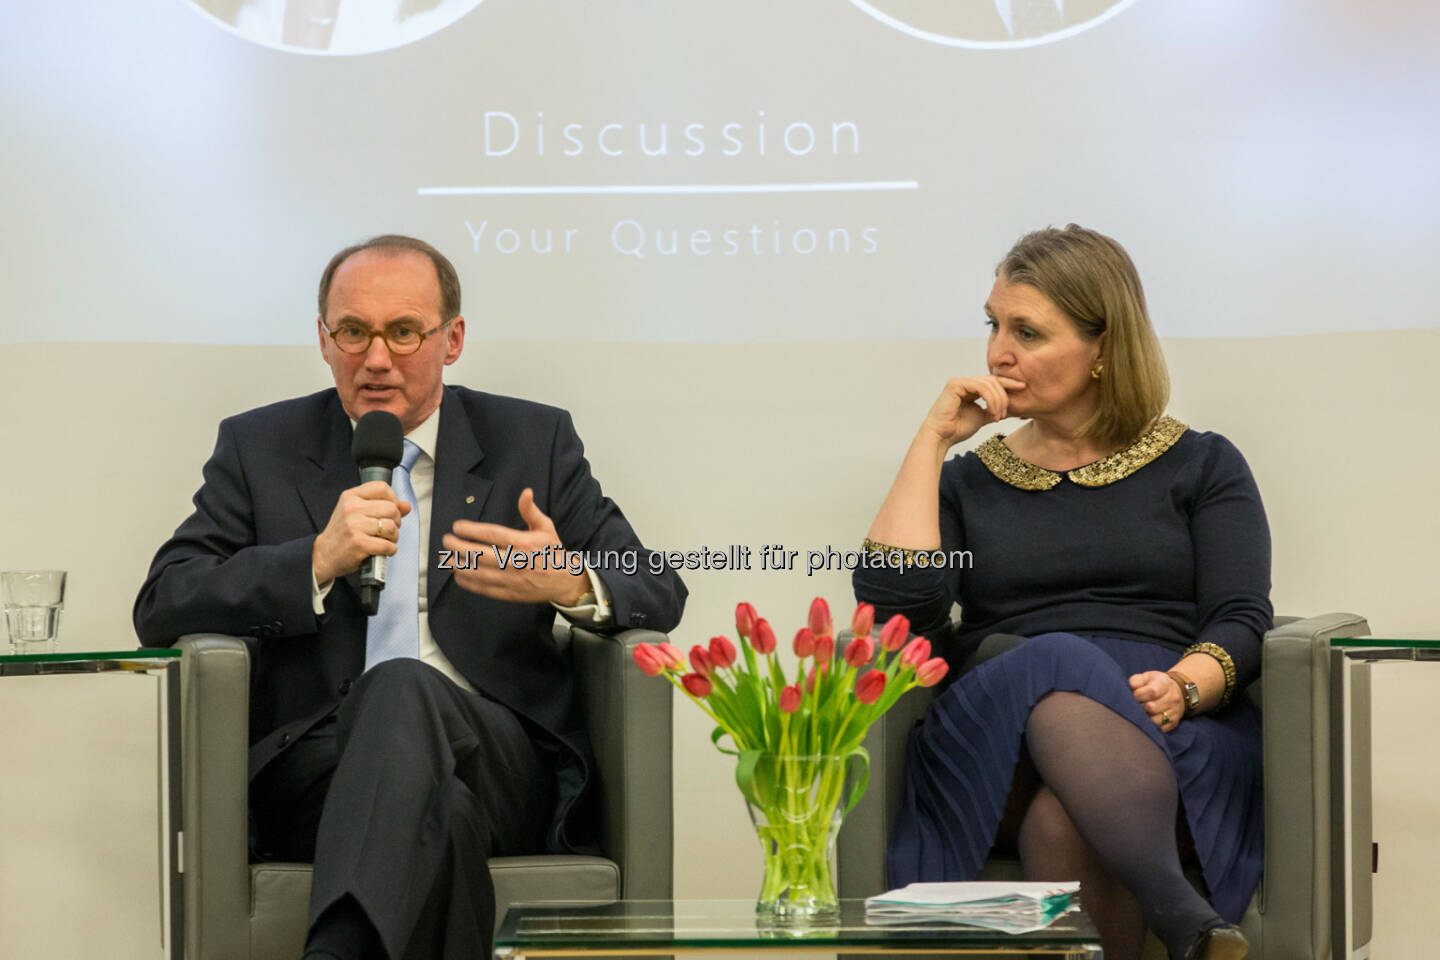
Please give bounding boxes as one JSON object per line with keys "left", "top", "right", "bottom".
{"left": 312, "top": 481, "right": 412, "bottom": 587}
{"left": 442, "top": 489, "right": 590, "bottom": 606}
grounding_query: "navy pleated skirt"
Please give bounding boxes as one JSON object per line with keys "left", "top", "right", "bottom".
{"left": 887, "top": 632, "right": 1262, "bottom": 922}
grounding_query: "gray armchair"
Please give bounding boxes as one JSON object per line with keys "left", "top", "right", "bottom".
{"left": 177, "top": 626, "right": 673, "bottom": 960}
{"left": 837, "top": 613, "right": 1371, "bottom": 960}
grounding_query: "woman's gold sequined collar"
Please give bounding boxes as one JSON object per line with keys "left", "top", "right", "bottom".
{"left": 974, "top": 416, "right": 1188, "bottom": 490}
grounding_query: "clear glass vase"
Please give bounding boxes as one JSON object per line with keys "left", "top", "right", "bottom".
{"left": 742, "top": 753, "right": 857, "bottom": 919}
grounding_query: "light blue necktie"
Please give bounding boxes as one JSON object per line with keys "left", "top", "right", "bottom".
{"left": 365, "top": 439, "right": 421, "bottom": 671}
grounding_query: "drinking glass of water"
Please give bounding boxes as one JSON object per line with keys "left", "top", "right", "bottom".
{"left": 2, "top": 570, "right": 66, "bottom": 654}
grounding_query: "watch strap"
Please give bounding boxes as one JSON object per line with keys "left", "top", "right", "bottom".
{"left": 1167, "top": 669, "right": 1200, "bottom": 716}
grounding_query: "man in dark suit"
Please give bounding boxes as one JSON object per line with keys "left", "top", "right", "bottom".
{"left": 134, "top": 235, "right": 686, "bottom": 960}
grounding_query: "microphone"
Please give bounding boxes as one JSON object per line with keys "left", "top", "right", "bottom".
{"left": 351, "top": 411, "right": 404, "bottom": 616}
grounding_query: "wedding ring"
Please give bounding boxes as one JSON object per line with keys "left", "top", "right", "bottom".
{"left": 375, "top": 518, "right": 384, "bottom": 538}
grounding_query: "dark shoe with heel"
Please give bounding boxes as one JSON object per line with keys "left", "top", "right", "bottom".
{"left": 1180, "top": 923, "right": 1248, "bottom": 960}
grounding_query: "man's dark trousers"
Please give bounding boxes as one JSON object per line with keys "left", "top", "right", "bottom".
{"left": 249, "top": 659, "right": 555, "bottom": 960}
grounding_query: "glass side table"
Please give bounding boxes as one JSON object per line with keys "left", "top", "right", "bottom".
{"left": 0, "top": 649, "right": 182, "bottom": 960}
{"left": 494, "top": 898, "right": 1103, "bottom": 958}
{"left": 1329, "top": 638, "right": 1440, "bottom": 960}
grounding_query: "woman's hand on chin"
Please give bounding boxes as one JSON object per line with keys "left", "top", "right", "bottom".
{"left": 922, "top": 376, "right": 1026, "bottom": 447}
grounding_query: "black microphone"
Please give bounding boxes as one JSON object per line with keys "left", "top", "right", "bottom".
{"left": 351, "top": 411, "right": 404, "bottom": 616}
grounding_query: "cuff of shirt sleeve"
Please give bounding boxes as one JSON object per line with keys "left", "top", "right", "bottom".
{"left": 312, "top": 569, "right": 334, "bottom": 616}
{"left": 552, "top": 564, "right": 613, "bottom": 626}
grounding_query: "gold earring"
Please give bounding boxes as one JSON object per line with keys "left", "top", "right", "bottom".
{"left": 1090, "top": 362, "right": 1104, "bottom": 380}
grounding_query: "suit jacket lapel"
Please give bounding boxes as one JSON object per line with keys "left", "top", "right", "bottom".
{"left": 298, "top": 394, "right": 356, "bottom": 535}
{"left": 429, "top": 389, "right": 492, "bottom": 607}
{"left": 295, "top": 394, "right": 364, "bottom": 596}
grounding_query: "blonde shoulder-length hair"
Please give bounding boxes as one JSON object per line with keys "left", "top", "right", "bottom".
{"left": 997, "top": 224, "right": 1170, "bottom": 450}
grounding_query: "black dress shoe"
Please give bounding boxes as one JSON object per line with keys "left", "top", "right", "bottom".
{"left": 1180, "top": 923, "right": 1248, "bottom": 960}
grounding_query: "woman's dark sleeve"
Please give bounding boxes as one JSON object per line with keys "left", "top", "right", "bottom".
{"left": 852, "top": 459, "right": 967, "bottom": 638}
{"left": 1189, "top": 435, "right": 1273, "bottom": 688}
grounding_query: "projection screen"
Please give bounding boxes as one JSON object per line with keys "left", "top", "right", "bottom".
{"left": 2, "top": 0, "right": 1436, "bottom": 345}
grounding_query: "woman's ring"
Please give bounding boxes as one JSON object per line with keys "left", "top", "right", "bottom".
{"left": 1161, "top": 711, "right": 1172, "bottom": 725}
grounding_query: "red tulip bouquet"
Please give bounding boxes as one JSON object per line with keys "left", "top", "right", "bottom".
{"left": 632, "top": 598, "right": 949, "bottom": 918}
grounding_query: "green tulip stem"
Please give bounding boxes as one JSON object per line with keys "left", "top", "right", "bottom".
{"left": 751, "top": 753, "right": 848, "bottom": 916}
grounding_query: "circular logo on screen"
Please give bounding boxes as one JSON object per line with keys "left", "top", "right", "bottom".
{"left": 185, "top": 0, "right": 485, "bottom": 56}
{"left": 846, "top": 0, "right": 1145, "bottom": 50}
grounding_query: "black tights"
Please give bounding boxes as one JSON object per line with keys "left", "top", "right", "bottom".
{"left": 1015, "top": 692, "right": 1221, "bottom": 960}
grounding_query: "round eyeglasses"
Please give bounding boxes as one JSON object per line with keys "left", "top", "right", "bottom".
{"left": 324, "top": 318, "right": 452, "bottom": 356}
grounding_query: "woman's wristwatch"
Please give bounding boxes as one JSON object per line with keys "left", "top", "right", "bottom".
{"left": 1167, "top": 670, "right": 1201, "bottom": 717}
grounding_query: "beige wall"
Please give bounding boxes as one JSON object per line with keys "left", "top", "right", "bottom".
{"left": 2, "top": 332, "right": 1438, "bottom": 955}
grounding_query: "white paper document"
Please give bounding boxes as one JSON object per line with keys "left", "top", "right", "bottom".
{"left": 865, "top": 881, "right": 1081, "bottom": 934}
{"left": 867, "top": 880, "right": 1080, "bottom": 909}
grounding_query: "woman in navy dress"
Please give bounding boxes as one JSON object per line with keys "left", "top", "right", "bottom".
{"left": 854, "top": 225, "right": 1264, "bottom": 960}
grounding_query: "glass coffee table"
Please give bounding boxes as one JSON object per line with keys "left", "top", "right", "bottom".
{"left": 0, "top": 648, "right": 182, "bottom": 960}
{"left": 494, "top": 899, "right": 1102, "bottom": 957}
{"left": 1329, "top": 637, "right": 1440, "bottom": 960}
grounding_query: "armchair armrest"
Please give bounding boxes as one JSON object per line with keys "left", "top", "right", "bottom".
{"left": 838, "top": 672, "right": 934, "bottom": 899}
{"left": 177, "top": 634, "right": 254, "bottom": 960}
{"left": 569, "top": 626, "right": 674, "bottom": 899}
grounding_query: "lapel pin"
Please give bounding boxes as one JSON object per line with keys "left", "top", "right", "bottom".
{"left": 465, "top": 495, "right": 475, "bottom": 504}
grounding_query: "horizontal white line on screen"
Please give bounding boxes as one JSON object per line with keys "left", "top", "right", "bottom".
{"left": 416, "top": 181, "right": 920, "bottom": 197}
